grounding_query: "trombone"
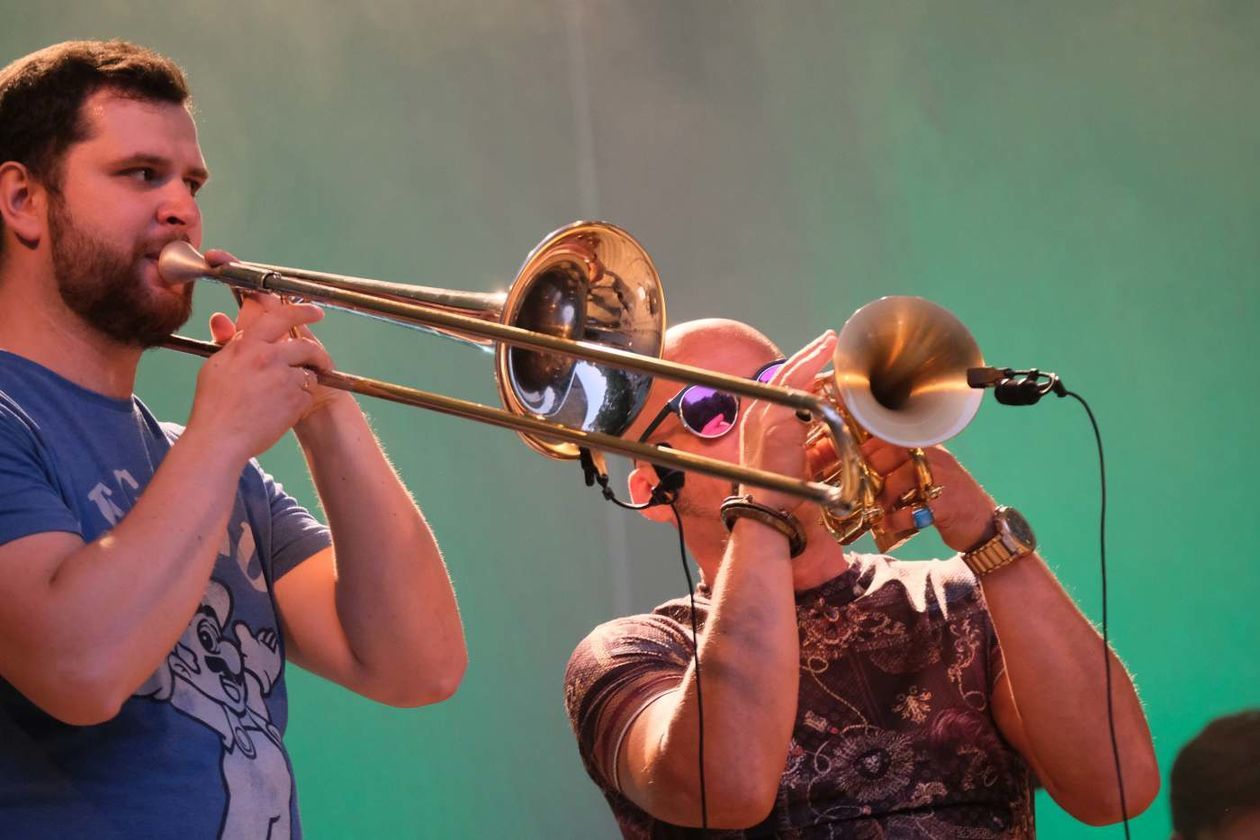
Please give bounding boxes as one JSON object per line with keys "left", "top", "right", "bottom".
{"left": 158, "top": 221, "right": 984, "bottom": 536}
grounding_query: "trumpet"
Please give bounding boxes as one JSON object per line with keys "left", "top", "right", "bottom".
{"left": 808, "top": 295, "right": 983, "bottom": 550}
{"left": 158, "top": 221, "right": 984, "bottom": 543}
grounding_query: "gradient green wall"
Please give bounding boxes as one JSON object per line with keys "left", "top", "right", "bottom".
{"left": 5, "top": 2, "right": 1257, "bottom": 836}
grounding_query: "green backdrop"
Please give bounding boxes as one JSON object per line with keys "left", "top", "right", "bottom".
{"left": 5, "top": 2, "right": 1257, "bottom": 837}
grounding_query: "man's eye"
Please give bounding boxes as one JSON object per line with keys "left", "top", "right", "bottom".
{"left": 125, "top": 167, "right": 157, "bottom": 182}
{"left": 185, "top": 179, "right": 203, "bottom": 196}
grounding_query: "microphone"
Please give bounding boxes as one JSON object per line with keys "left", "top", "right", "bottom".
{"left": 968, "top": 367, "right": 1065, "bottom": 406}
{"left": 579, "top": 447, "right": 684, "bottom": 510}
{"left": 649, "top": 464, "right": 685, "bottom": 505}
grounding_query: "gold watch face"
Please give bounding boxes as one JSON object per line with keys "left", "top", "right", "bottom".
{"left": 999, "top": 506, "right": 1036, "bottom": 550}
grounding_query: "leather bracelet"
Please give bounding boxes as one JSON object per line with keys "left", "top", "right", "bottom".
{"left": 718, "top": 495, "right": 807, "bottom": 557}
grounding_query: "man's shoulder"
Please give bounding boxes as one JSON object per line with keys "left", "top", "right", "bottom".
{"left": 0, "top": 358, "right": 40, "bottom": 429}
{"left": 566, "top": 599, "right": 702, "bottom": 677}
{"left": 0, "top": 379, "right": 51, "bottom": 458}
{"left": 0, "top": 390, "right": 36, "bottom": 431}
{"left": 572, "top": 608, "right": 688, "bottom": 656}
{"left": 564, "top": 603, "right": 699, "bottom": 738}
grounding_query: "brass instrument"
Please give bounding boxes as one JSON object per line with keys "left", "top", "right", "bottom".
{"left": 809, "top": 296, "right": 983, "bottom": 551}
{"left": 158, "top": 221, "right": 984, "bottom": 543}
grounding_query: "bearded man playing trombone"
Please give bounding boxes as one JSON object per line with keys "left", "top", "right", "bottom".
{"left": 0, "top": 40, "right": 465, "bottom": 836}
{"left": 564, "top": 318, "right": 1159, "bottom": 837}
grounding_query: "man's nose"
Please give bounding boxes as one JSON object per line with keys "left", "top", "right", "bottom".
{"left": 156, "top": 182, "right": 200, "bottom": 229}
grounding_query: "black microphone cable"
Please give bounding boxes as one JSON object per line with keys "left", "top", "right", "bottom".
{"left": 969, "top": 369, "right": 1130, "bottom": 837}
{"left": 1064, "top": 389, "right": 1130, "bottom": 838}
{"left": 579, "top": 449, "right": 709, "bottom": 834}
{"left": 667, "top": 501, "right": 709, "bottom": 835}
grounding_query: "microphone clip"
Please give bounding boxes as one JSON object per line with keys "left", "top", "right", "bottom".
{"left": 967, "top": 367, "right": 1066, "bottom": 406}
{"left": 579, "top": 447, "right": 682, "bottom": 511}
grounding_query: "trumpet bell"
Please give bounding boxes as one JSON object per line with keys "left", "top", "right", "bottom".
{"left": 832, "top": 296, "right": 984, "bottom": 448}
{"left": 497, "top": 222, "right": 665, "bottom": 458}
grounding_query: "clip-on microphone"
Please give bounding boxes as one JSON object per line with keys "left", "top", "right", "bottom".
{"left": 579, "top": 447, "right": 685, "bottom": 510}
{"left": 967, "top": 366, "right": 1066, "bottom": 406}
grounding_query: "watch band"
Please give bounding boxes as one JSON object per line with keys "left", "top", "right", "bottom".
{"left": 962, "top": 506, "right": 1037, "bottom": 577}
{"left": 961, "top": 533, "right": 1023, "bottom": 577}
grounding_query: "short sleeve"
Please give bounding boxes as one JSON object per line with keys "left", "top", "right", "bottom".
{"left": 563, "top": 613, "right": 696, "bottom": 791}
{"left": 0, "top": 404, "right": 80, "bottom": 546}
{"left": 251, "top": 462, "right": 331, "bottom": 580}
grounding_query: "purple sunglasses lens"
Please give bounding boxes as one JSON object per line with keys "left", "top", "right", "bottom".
{"left": 678, "top": 387, "right": 739, "bottom": 438}
{"left": 756, "top": 360, "right": 786, "bottom": 384}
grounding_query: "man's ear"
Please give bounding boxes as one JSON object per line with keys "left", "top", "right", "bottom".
{"left": 628, "top": 463, "right": 676, "bottom": 523}
{"left": 0, "top": 162, "right": 47, "bottom": 248}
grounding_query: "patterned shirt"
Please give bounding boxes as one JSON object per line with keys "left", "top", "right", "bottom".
{"left": 565, "top": 553, "right": 1035, "bottom": 838}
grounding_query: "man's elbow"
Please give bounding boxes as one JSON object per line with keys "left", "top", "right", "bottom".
{"left": 371, "top": 654, "right": 467, "bottom": 708}
{"left": 647, "top": 761, "right": 779, "bottom": 829}
{"left": 408, "top": 659, "right": 467, "bottom": 707}
{"left": 708, "top": 768, "right": 781, "bottom": 828}
{"left": 1064, "top": 765, "right": 1161, "bottom": 826}
{"left": 49, "top": 694, "right": 125, "bottom": 727}
{"left": 707, "top": 789, "right": 777, "bottom": 830}
{"left": 19, "top": 666, "right": 129, "bottom": 727}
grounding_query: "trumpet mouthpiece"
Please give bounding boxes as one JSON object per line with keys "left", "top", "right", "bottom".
{"left": 157, "top": 241, "right": 210, "bottom": 286}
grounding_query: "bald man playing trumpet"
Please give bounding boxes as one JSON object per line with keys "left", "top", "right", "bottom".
{"left": 565, "top": 318, "right": 1158, "bottom": 837}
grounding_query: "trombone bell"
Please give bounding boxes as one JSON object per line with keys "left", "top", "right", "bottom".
{"left": 497, "top": 222, "right": 665, "bottom": 458}
{"left": 160, "top": 223, "right": 667, "bottom": 462}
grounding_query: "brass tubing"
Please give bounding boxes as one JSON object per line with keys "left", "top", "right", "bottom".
{"left": 160, "top": 334, "right": 850, "bottom": 512}
{"left": 244, "top": 261, "right": 508, "bottom": 318}
{"left": 179, "top": 260, "right": 858, "bottom": 496}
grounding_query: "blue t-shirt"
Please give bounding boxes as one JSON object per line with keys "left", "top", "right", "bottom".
{"left": 0, "top": 350, "right": 331, "bottom": 839}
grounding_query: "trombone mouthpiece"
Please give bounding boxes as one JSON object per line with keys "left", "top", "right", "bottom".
{"left": 157, "top": 241, "right": 211, "bottom": 286}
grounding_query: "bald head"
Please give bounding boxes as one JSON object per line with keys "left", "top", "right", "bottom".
{"left": 663, "top": 319, "right": 780, "bottom": 368}
{"left": 626, "top": 318, "right": 781, "bottom": 443}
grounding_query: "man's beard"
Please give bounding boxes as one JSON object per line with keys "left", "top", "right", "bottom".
{"left": 663, "top": 477, "right": 727, "bottom": 520}
{"left": 48, "top": 199, "right": 193, "bottom": 348}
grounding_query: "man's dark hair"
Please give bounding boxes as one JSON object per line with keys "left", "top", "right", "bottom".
{"left": 0, "top": 40, "right": 189, "bottom": 247}
{"left": 1170, "top": 709, "right": 1260, "bottom": 839}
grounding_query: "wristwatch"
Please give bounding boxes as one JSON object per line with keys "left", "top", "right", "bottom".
{"left": 961, "top": 506, "right": 1037, "bottom": 576}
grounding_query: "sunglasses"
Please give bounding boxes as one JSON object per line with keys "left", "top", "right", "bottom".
{"left": 637, "top": 359, "right": 787, "bottom": 443}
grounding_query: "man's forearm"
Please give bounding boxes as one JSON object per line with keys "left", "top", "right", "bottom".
{"left": 625, "top": 520, "right": 800, "bottom": 827}
{"left": 295, "top": 397, "right": 466, "bottom": 692}
{"left": 4, "top": 429, "right": 244, "bottom": 722}
{"left": 983, "top": 554, "right": 1160, "bottom": 823}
